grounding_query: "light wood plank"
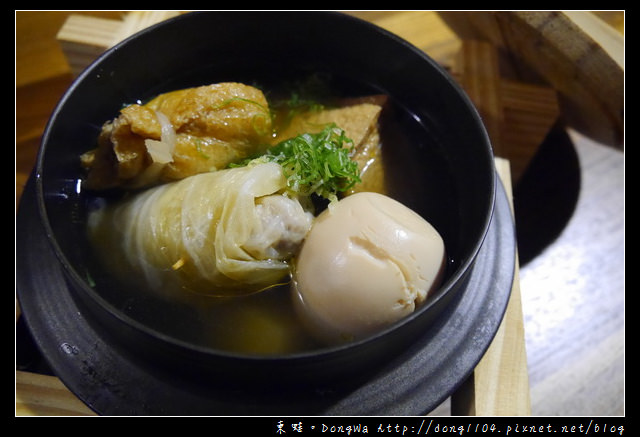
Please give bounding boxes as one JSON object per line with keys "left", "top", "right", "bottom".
{"left": 57, "top": 11, "right": 183, "bottom": 75}
{"left": 15, "top": 371, "right": 97, "bottom": 416}
{"left": 451, "top": 159, "right": 531, "bottom": 416}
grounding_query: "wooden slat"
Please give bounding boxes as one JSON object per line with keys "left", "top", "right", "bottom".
{"left": 55, "top": 14, "right": 122, "bottom": 76}
{"left": 450, "top": 40, "right": 559, "bottom": 183}
{"left": 57, "top": 11, "right": 182, "bottom": 76}
{"left": 454, "top": 40, "right": 505, "bottom": 155}
{"left": 15, "top": 371, "right": 97, "bottom": 416}
{"left": 438, "top": 11, "right": 624, "bottom": 148}
{"left": 499, "top": 80, "right": 560, "bottom": 180}
{"left": 451, "top": 158, "right": 531, "bottom": 416}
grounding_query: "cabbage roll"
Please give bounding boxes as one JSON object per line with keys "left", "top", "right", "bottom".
{"left": 88, "top": 162, "right": 314, "bottom": 296}
{"left": 81, "top": 82, "right": 272, "bottom": 190}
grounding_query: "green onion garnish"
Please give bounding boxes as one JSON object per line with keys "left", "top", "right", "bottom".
{"left": 232, "top": 123, "right": 361, "bottom": 202}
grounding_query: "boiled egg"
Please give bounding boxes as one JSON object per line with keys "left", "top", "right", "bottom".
{"left": 292, "top": 192, "right": 446, "bottom": 344}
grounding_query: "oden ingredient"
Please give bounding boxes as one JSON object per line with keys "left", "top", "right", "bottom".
{"left": 292, "top": 192, "right": 446, "bottom": 344}
{"left": 274, "top": 95, "right": 388, "bottom": 195}
{"left": 88, "top": 162, "right": 313, "bottom": 297}
{"left": 81, "top": 82, "right": 272, "bottom": 190}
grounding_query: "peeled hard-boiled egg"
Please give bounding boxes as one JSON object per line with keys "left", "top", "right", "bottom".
{"left": 292, "top": 191, "right": 446, "bottom": 344}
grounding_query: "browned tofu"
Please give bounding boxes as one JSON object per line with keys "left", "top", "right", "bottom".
{"left": 82, "top": 82, "right": 272, "bottom": 190}
{"left": 273, "top": 97, "right": 388, "bottom": 195}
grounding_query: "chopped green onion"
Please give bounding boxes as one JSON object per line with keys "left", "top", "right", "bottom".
{"left": 232, "top": 123, "right": 360, "bottom": 202}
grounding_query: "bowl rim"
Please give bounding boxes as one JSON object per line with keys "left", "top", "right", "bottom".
{"left": 34, "top": 10, "right": 496, "bottom": 363}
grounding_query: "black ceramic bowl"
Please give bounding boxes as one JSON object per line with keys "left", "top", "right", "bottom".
{"left": 30, "top": 11, "right": 498, "bottom": 414}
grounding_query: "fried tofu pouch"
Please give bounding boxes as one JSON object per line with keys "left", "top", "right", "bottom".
{"left": 274, "top": 95, "right": 388, "bottom": 195}
{"left": 81, "top": 82, "right": 272, "bottom": 190}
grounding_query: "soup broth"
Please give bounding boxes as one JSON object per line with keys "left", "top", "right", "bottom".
{"left": 83, "top": 76, "right": 459, "bottom": 356}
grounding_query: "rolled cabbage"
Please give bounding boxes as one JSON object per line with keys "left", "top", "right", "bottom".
{"left": 88, "top": 162, "right": 314, "bottom": 296}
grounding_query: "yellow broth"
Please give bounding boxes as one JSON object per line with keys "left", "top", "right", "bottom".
{"left": 84, "top": 80, "right": 458, "bottom": 356}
